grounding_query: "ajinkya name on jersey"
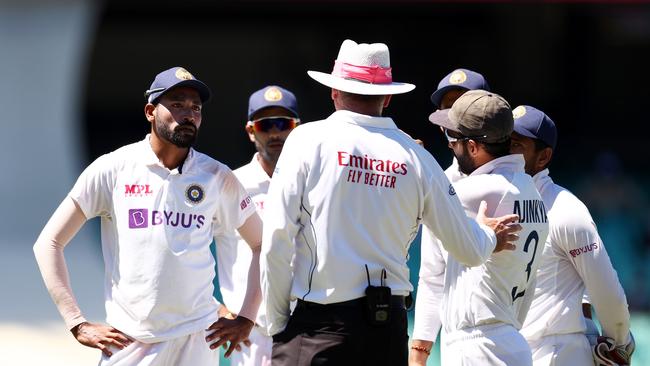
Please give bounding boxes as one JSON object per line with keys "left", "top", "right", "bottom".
{"left": 128, "top": 209, "right": 205, "bottom": 229}
{"left": 338, "top": 151, "right": 408, "bottom": 189}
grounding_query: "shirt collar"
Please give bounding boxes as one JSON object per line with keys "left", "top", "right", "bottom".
{"left": 327, "top": 110, "right": 398, "bottom": 129}
{"left": 532, "top": 168, "right": 553, "bottom": 192}
{"left": 138, "top": 134, "right": 196, "bottom": 172}
{"left": 251, "top": 152, "right": 272, "bottom": 181}
{"left": 469, "top": 154, "right": 526, "bottom": 176}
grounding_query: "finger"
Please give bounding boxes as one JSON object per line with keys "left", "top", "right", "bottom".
{"left": 506, "top": 233, "right": 519, "bottom": 241}
{"left": 477, "top": 200, "right": 488, "bottom": 219}
{"left": 498, "top": 214, "right": 520, "bottom": 225}
{"left": 210, "top": 337, "right": 229, "bottom": 350}
{"left": 504, "top": 223, "right": 522, "bottom": 233}
{"left": 235, "top": 344, "right": 242, "bottom": 351}
{"left": 243, "top": 339, "right": 251, "bottom": 347}
{"left": 109, "top": 332, "right": 132, "bottom": 345}
{"left": 105, "top": 337, "right": 130, "bottom": 350}
{"left": 96, "top": 342, "right": 113, "bottom": 357}
{"left": 205, "top": 330, "right": 222, "bottom": 342}
{"left": 224, "top": 341, "right": 239, "bottom": 358}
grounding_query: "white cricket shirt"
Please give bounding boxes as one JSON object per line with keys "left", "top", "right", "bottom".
{"left": 69, "top": 135, "right": 256, "bottom": 342}
{"left": 216, "top": 153, "right": 269, "bottom": 326}
{"left": 413, "top": 155, "right": 549, "bottom": 340}
{"left": 520, "top": 169, "right": 630, "bottom": 345}
{"left": 261, "top": 110, "right": 497, "bottom": 336}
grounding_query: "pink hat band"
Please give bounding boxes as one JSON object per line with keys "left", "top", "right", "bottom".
{"left": 332, "top": 60, "right": 393, "bottom": 84}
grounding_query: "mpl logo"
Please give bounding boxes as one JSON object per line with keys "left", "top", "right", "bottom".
{"left": 125, "top": 184, "right": 153, "bottom": 197}
{"left": 129, "top": 209, "right": 149, "bottom": 228}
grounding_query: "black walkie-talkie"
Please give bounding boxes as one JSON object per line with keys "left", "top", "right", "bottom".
{"left": 364, "top": 265, "right": 391, "bottom": 326}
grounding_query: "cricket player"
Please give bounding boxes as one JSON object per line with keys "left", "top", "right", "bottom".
{"left": 216, "top": 85, "right": 300, "bottom": 366}
{"left": 430, "top": 68, "right": 491, "bottom": 183}
{"left": 261, "top": 39, "right": 521, "bottom": 366}
{"left": 411, "top": 90, "right": 550, "bottom": 366}
{"left": 511, "top": 105, "right": 634, "bottom": 365}
{"left": 33, "top": 67, "right": 262, "bottom": 365}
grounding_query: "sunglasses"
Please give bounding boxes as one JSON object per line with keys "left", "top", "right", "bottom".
{"left": 248, "top": 116, "right": 300, "bottom": 133}
{"left": 444, "top": 128, "right": 487, "bottom": 143}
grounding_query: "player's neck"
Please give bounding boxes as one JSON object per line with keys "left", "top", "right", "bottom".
{"left": 257, "top": 153, "right": 275, "bottom": 178}
{"left": 150, "top": 134, "right": 189, "bottom": 171}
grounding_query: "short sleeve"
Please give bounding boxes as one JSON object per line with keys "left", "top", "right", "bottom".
{"left": 213, "top": 168, "right": 256, "bottom": 235}
{"left": 68, "top": 154, "right": 115, "bottom": 219}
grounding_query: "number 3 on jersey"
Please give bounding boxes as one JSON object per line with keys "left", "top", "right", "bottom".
{"left": 511, "top": 230, "right": 539, "bottom": 302}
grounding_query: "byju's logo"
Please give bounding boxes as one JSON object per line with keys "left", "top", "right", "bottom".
{"left": 129, "top": 209, "right": 149, "bottom": 228}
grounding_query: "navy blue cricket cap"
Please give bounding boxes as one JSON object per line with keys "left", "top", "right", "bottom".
{"left": 512, "top": 105, "right": 557, "bottom": 150}
{"left": 430, "top": 68, "right": 490, "bottom": 109}
{"left": 144, "top": 67, "right": 211, "bottom": 104}
{"left": 248, "top": 85, "right": 299, "bottom": 120}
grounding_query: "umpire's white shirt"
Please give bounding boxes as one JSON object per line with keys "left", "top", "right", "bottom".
{"left": 520, "top": 169, "right": 631, "bottom": 345}
{"left": 413, "top": 154, "right": 549, "bottom": 339}
{"left": 216, "top": 153, "right": 268, "bottom": 326}
{"left": 261, "top": 110, "right": 497, "bottom": 336}
{"left": 69, "top": 135, "right": 256, "bottom": 343}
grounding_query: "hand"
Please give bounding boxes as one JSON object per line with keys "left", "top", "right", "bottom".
{"left": 71, "top": 321, "right": 133, "bottom": 357}
{"left": 206, "top": 316, "right": 254, "bottom": 357}
{"left": 409, "top": 340, "right": 432, "bottom": 366}
{"left": 476, "top": 200, "right": 521, "bottom": 253}
{"left": 592, "top": 333, "right": 635, "bottom": 366}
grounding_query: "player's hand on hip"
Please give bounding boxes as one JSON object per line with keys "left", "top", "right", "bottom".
{"left": 70, "top": 321, "right": 134, "bottom": 357}
{"left": 205, "top": 316, "right": 254, "bottom": 357}
{"left": 476, "top": 200, "right": 521, "bottom": 252}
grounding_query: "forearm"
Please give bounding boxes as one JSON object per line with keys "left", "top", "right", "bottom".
{"left": 236, "top": 213, "right": 263, "bottom": 322}
{"left": 33, "top": 197, "right": 87, "bottom": 330}
{"left": 238, "top": 247, "right": 262, "bottom": 322}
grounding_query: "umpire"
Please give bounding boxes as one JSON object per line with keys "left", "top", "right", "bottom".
{"left": 260, "top": 39, "right": 521, "bottom": 366}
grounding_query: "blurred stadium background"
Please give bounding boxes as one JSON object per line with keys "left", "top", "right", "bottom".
{"left": 1, "top": 0, "right": 649, "bottom": 364}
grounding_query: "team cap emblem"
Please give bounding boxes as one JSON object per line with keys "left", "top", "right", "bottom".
{"left": 513, "top": 105, "right": 527, "bottom": 119}
{"left": 449, "top": 70, "right": 467, "bottom": 84}
{"left": 264, "top": 87, "right": 283, "bottom": 102}
{"left": 175, "top": 68, "right": 194, "bottom": 81}
{"left": 185, "top": 183, "right": 205, "bottom": 204}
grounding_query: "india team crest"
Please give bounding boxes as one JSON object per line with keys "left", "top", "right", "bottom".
{"left": 264, "top": 87, "right": 283, "bottom": 102}
{"left": 449, "top": 70, "right": 467, "bottom": 84}
{"left": 513, "top": 105, "right": 527, "bottom": 119}
{"left": 175, "top": 68, "right": 194, "bottom": 81}
{"left": 185, "top": 183, "right": 205, "bottom": 204}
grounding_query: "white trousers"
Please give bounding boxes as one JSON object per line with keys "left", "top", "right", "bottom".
{"left": 230, "top": 326, "right": 272, "bottom": 366}
{"left": 527, "top": 333, "right": 592, "bottom": 366}
{"left": 442, "top": 323, "right": 532, "bottom": 366}
{"left": 98, "top": 330, "right": 220, "bottom": 366}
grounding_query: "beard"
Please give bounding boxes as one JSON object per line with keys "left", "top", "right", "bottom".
{"left": 156, "top": 119, "right": 197, "bottom": 148}
{"left": 455, "top": 142, "right": 477, "bottom": 175}
{"left": 256, "top": 138, "right": 284, "bottom": 165}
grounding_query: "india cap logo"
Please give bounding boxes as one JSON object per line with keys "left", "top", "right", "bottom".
{"left": 175, "top": 68, "right": 194, "bottom": 81}
{"left": 264, "top": 87, "right": 283, "bottom": 102}
{"left": 513, "top": 105, "right": 527, "bottom": 119}
{"left": 449, "top": 70, "right": 467, "bottom": 84}
{"left": 185, "top": 183, "right": 205, "bottom": 204}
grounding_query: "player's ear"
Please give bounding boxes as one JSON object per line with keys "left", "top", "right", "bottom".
{"left": 144, "top": 103, "right": 156, "bottom": 123}
{"left": 537, "top": 147, "right": 553, "bottom": 170}
{"left": 245, "top": 123, "right": 256, "bottom": 143}
{"left": 382, "top": 95, "right": 392, "bottom": 109}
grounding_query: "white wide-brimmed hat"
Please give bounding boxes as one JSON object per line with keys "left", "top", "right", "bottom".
{"left": 307, "top": 39, "right": 415, "bottom": 95}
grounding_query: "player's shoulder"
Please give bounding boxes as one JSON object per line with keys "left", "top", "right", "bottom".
{"left": 88, "top": 140, "right": 143, "bottom": 171}
{"left": 191, "top": 150, "right": 234, "bottom": 176}
{"left": 548, "top": 185, "right": 594, "bottom": 230}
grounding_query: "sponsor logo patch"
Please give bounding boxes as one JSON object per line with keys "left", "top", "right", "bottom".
{"left": 449, "top": 70, "right": 467, "bottom": 84}
{"left": 240, "top": 196, "right": 252, "bottom": 210}
{"left": 569, "top": 243, "right": 598, "bottom": 258}
{"left": 513, "top": 105, "right": 527, "bottom": 119}
{"left": 264, "top": 87, "right": 283, "bottom": 102}
{"left": 129, "top": 209, "right": 149, "bottom": 228}
{"left": 175, "top": 67, "right": 194, "bottom": 80}
{"left": 125, "top": 184, "right": 153, "bottom": 197}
